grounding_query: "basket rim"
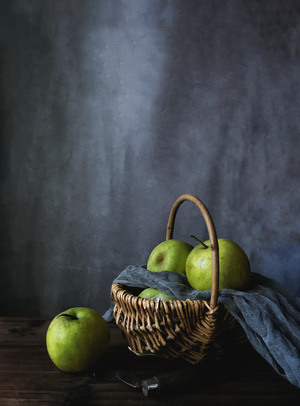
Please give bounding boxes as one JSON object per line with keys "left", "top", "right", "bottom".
{"left": 111, "top": 282, "right": 220, "bottom": 315}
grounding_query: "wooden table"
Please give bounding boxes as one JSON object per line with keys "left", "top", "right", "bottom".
{"left": 0, "top": 317, "right": 299, "bottom": 405}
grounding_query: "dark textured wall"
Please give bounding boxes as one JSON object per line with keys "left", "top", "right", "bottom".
{"left": 1, "top": 0, "right": 299, "bottom": 317}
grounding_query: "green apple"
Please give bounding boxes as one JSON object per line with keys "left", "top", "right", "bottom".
{"left": 139, "top": 287, "right": 176, "bottom": 301}
{"left": 186, "top": 238, "right": 251, "bottom": 291}
{"left": 147, "top": 239, "right": 194, "bottom": 274}
{"left": 46, "top": 307, "right": 110, "bottom": 373}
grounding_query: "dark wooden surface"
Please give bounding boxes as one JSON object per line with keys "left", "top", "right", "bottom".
{"left": 0, "top": 317, "right": 299, "bottom": 405}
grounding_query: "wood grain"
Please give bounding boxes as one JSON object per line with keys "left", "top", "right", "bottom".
{"left": 0, "top": 317, "right": 299, "bottom": 405}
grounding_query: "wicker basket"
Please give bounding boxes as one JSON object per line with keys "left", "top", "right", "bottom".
{"left": 111, "top": 194, "right": 247, "bottom": 364}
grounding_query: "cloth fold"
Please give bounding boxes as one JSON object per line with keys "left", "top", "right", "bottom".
{"left": 103, "top": 265, "right": 300, "bottom": 388}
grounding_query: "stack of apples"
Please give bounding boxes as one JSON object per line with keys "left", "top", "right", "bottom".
{"left": 139, "top": 236, "right": 251, "bottom": 299}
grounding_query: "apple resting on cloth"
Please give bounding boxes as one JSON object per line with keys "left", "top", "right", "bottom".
{"left": 46, "top": 307, "right": 110, "bottom": 373}
{"left": 186, "top": 238, "right": 251, "bottom": 291}
{"left": 147, "top": 239, "right": 193, "bottom": 274}
{"left": 139, "top": 287, "right": 176, "bottom": 301}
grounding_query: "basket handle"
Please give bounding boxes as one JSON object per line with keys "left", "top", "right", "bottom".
{"left": 166, "top": 194, "right": 219, "bottom": 309}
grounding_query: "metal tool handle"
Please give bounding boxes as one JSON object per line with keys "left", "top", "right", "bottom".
{"left": 141, "top": 365, "right": 200, "bottom": 396}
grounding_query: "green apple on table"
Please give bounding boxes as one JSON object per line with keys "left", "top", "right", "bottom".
{"left": 46, "top": 307, "right": 110, "bottom": 373}
{"left": 186, "top": 238, "right": 251, "bottom": 291}
{"left": 139, "top": 287, "right": 176, "bottom": 301}
{"left": 147, "top": 239, "right": 193, "bottom": 274}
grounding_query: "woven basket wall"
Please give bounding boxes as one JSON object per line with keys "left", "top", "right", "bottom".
{"left": 111, "top": 194, "right": 248, "bottom": 364}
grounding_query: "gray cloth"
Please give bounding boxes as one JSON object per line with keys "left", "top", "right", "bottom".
{"left": 103, "top": 265, "right": 300, "bottom": 388}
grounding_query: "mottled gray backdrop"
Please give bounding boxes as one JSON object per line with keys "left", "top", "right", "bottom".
{"left": 1, "top": 0, "right": 299, "bottom": 317}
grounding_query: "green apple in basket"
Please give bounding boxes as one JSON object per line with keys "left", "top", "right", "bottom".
{"left": 46, "top": 307, "right": 110, "bottom": 373}
{"left": 139, "top": 287, "right": 176, "bottom": 301}
{"left": 147, "top": 239, "right": 194, "bottom": 274}
{"left": 186, "top": 237, "right": 251, "bottom": 290}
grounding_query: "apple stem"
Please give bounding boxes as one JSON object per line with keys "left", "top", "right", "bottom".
{"left": 191, "top": 235, "right": 209, "bottom": 249}
{"left": 56, "top": 313, "right": 78, "bottom": 321}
